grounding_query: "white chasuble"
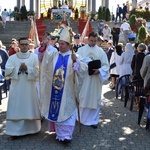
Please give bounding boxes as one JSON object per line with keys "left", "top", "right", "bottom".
{"left": 40, "top": 50, "right": 87, "bottom": 122}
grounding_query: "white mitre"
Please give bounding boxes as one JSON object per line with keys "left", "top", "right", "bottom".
{"left": 59, "top": 28, "right": 70, "bottom": 43}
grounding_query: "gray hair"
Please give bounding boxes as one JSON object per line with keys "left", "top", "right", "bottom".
{"left": 138, "top": 43, "right": 146, "bottom": 52}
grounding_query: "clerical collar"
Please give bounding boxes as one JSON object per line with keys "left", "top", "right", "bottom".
{"left": 59, "top": 50, "right": 71, "bottom": 56}
{"left": 88, "top": 44, "right": 96, "bottom": 48}
{"left": 16, "top": 51, "right": 30, "bottom": 59}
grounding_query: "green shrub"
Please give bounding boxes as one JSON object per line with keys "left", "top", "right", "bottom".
{"left": 98, "top": 6, "right": 102, "bottom": 20}
{"left": 20, "top": 5, "right": 27, "bottom": 20}
{"left": 130, "top": 9, "right": 150, "bottom": 21}
{"left": 129, "top": 14, "right": 136, "bottom": 30}
{"left": 58, "top": 0, "right": 62, "bottom": 8}
{"left": 102, "top": 7, "right": 106, "bottom": 20}
{"left": 137, "top": 25, "right": 147, "bottom": 43}
{"left": 97, "top": 6, "right": 110, "bottom": 21}
{"left": 105, "top": 8, "right": 111, "bottom": 21}
{"left": 145, "top": 34, "right": 150, "bottom": 45}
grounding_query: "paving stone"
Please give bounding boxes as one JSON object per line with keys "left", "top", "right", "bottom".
{"left": 1, "top": 82, "right": 150, "bottom": 149}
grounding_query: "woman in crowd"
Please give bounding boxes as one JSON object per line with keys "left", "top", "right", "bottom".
{"left": 109, "top": 45, "right": 123, "bottom": 89}
{"left": 111, "top": 22, "right": 120, "bottom": 46}
{"left": 131, "top": 43, "right": 146, "bottom": 81}
{"left": 102, "top": 24, "right": 111, "bottom": 41}
{"left": 118, "top": 43, "right": 134, "bottom": 77}
{"left": 8, "top": 40, "right": 19, "bottom": 56}
{"left": 131, "top": 43, "right": 146, "bottom": 107}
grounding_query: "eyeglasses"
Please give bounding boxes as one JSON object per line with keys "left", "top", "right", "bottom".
{"left": 20, "top": 43, "right": 29, "bottom": 46}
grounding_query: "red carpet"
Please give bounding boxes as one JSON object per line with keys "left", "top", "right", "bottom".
{"left": 78, "top": 19, "right": 92, "bottom": 36}
{"left": 36, "top": 19, "right": 46, "bottom": 42}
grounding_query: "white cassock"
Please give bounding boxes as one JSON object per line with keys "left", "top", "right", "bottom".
{"left": 40, "top": 50, "right": 87, "bottom": 141}
{"left": 77, "top": 44, "right": 110, "bottom": 126}
{"left": 5, "top": 51, "right": 41, "bottom": 136}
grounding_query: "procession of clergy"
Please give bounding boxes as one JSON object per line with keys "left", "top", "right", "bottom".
{"left": 4, "top": 22, "right": 110, "bottom": 144}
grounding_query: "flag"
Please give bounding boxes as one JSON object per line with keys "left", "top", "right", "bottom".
{"left": 80, "top": 16, "right": 91, "bottom": 42}
{"left": 28, "top": 19, "right": 40, "bottom": 47}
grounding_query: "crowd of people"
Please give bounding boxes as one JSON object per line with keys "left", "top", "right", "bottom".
{"left": 0, "top": 8, "right": 14, "bottom": 28}
{"left": 0, "top": 29, "right": 110, "bottom": 143}
{"left": 0, "top": 13, "right": 150, "bottom": 145}
{"left": 98, "top": 19, "right": 131, "bottom": 47}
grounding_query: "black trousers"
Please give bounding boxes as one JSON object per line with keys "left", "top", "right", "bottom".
{"left": 116, "top": 13, "right": 121, "bottom": 21}
{"left": 113, "top": 35, "right": 119, "bottom": 46}
{"left": 122, "top": 13, "right": 126, "bottom": 20}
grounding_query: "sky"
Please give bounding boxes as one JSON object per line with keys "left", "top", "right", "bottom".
{"left": 0, "top": 0, "right": 142, "bottom": 13}
{"left": 0, "top": 0, "right": 17, "bottom": 11}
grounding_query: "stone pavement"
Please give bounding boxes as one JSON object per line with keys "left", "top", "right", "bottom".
{"left": 0, "top": 81, "right": 150, "bottom": 150}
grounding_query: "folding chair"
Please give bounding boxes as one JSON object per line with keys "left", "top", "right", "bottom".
{"left": 1, "top": 69, "right": 8, "bottom": 97}
{"left": 115, "top": 74, "right": 131, "bottom": 101}
{"left": 0, "top": 74, "right": 4, "bottom": 105}
{"left": 124, "top": 79, "right": 145, "bottom": 111}
{"left": 138, "top": 95, "right": 150, "bottom": 125}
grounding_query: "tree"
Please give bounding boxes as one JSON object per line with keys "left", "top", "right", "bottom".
{"left": 58, "top": 0, "right": 62, "bottom": 8}
{"left": 20, "top": 5, "right": 27, "bottom": 20}
{"left": 137, "top": 25, "right": 147, "bottom": 43}
{"left": 98, "top": 6, "right": 102, "bottom": 20}
{"left": 129, "top": 14, "right": 136, "bottom": 30}
{"left": 105, "top": 8, "right": 111, "bottom": 21}
{"left": 74, "top": 8, "right": 79, "bottom": 20}
{"left": 102, "top": 7, "right": 106, "bottom": 20}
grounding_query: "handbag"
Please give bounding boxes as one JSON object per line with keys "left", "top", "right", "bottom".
{"left": 133, "top": 54, "right": 137, "bottom": 79}
{"left": 110, "top": 52, "right": 116, "bottom": 70}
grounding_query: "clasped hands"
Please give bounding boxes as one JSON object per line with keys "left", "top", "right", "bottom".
{"left": 19, "top": 63, "right": 27, "bottom": 72}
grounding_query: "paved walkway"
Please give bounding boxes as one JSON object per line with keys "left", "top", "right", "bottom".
{"left": 0, "top": 82, "right": 150, "bottom": 150}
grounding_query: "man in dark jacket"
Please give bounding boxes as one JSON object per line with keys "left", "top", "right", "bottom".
{"left": 116, "top": 4, "right": 122, "bottom": 22}
{"left": 0, "top": 41, "right": 9, "bottom": 102}
{"left": 122, "top": 3, "right": 127, "bottom": 20}
{"left": 72, "top": 34, "right": 84, "bottom": 52}
{"left": 105, "top": 41, "right": 114, "bottom": 62}
{"left": 111, "top": 22, "right": 120, "bottom": 46}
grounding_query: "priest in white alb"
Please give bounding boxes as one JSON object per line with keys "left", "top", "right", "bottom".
{"left": 5, "top": 37, "right": 41, "bottom": 138}
{"left": 77, "top": 32, "right": 110, "bottom": 128}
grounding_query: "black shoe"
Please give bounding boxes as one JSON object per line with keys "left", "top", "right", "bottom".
{"left": 41, "top": 117, "right": 45, "bottom": 123}
{"left": 90, "top": 125, "right": 98, "bottom": 129}
{"left": 10, "top": 136, "right": 20, "bottom": 140}
{"left": 62, "top": 139, "right": 71, "bottom": 144}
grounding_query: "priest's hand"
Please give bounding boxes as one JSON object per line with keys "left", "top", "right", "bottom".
{"left": 93, "top": 69, "right": 100, "bottom": 75}
{"left": 19, "top": 63, "right": 27, "bottom": 71}
{"left": 71, "top": 53, "right": 77, "bottom": 62}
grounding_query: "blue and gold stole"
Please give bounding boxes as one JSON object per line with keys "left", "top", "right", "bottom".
{"left": 48, "top": 54, "right": 69, "bottom": 121}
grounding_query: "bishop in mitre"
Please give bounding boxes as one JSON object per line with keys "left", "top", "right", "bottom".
{"left": 40, "top": 28, "right": 87, "bottom": 143}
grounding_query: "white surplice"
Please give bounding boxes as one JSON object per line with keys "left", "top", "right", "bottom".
{"left": 5, "top": 51, "right": 41, "bottom": 136}
{"left": 77, "top": 44, "right": 110, "bottom": 125}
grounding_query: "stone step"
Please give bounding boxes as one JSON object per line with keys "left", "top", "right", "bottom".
{"left": 43, "top": 19, "right": 79, "bottom": 34}
{"left": 0, "top": 21, "right": 31, "bottom": 49}
{"left": 1, "top": 19, "right": 125, "bottom": 50}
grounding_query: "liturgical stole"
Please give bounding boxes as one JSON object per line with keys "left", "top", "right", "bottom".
{"left": 48, "top": 54, "right": 69, "bottom": 121}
